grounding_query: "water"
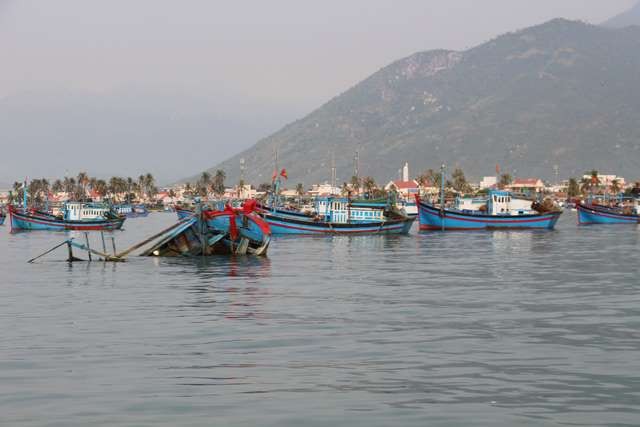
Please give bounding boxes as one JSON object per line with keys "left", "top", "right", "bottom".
{"left": 1, "top": 213, "right": 639, "bottom": 426}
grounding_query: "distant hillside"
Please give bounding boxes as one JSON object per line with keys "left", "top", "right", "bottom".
{"left": 196, "top": 19, "right": 640, "bottom": 186}
{"left": 603, "top": 1, "right": 640, "bottom": 28}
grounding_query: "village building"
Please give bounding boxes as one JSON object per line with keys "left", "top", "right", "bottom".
{"left": 384, "top": 179, "right": 420, "bottom": 199}
{"left": 582, "top": 174, "right": 625, "bottom": 189}
{"left": 508, "top": 178, "right": 545, "bottom": 194}
{"left": 479, "top": 176, "right": 497, "bottom": 190}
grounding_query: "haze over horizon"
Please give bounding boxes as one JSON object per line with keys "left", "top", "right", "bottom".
{"left": 0, "top": 0, "right": 636, "bottom": 186}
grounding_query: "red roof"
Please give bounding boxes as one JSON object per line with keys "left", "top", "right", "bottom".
{"left": 392, "top": 180, "right": 419, "bottom": 189}
{"left": 512, "top": 178, "right": 542, "bottom": 186}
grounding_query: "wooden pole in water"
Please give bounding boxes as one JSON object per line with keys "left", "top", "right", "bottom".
{"left": 111, "top": 237, "right": 117, "bottom": 255}
{"left": 84, "top": 232, "right": 92, "bottom": 261}
{"left": 27, "top": 239, "right": 72, "bottom": 263}
{"left": 101, "top": 232, "right": 107, "bottom": 261}
{"left": 67, "top": 240, "right": 74, "bottom": 262}
{"left": 114, "top": 217, "right": 192, "bottom": 259}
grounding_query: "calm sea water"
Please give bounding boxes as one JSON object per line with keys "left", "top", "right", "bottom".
{"left": 1, "top": 213, "right": 639, "bottom": 426}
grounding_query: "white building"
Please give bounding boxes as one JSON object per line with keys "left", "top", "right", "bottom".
{"left": 479, "top": 176, "right": 497, "bottom": 190}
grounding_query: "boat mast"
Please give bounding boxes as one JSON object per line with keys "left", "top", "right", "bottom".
{"left": 440, "top": 164, "right": 446, "bottom": 231}
{"left": 23, "top": 178, "right": 28, "bottom": 210}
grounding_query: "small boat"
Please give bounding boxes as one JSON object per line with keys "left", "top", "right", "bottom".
{"left": 114, "top": 203, "right": 150, "bottom": 218}
{"left": 576, "top": 202, "right": 639, "bottom": 225}
{"left": 0, "top": 209, "right": 5, "bottom": 225}
{"left": 145, "top": 200, "right": 270, "bottom": 256}
{"left": 259, "top": 196, "right": 415, "bottom": 235}
{"left": 9, "top": 202, "right": 125, "bottom": 231}
{"left": 416, "top": 190, "right": 562, "bottom": 230}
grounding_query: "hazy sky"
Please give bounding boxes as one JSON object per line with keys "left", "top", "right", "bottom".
{"left": 0, "top": 0, "right": 635, "bottom": 184}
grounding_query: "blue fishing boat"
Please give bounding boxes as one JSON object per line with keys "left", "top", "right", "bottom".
{"left": 9, "top": 202, "right": 125, "bottom": 231}
{"left": 259, "top": 197, "right": 415, "bottom": 235}
{"left": 416, "top": 189, "right": 561, "bottom": 231}
{"left": 576, "top": 202, "right": 639, "bottom": 225}
{"left": 416, "top": 196, "right": 561, "bottom": 231}
{"left": 415, "top": 165, "right": 561, "bottom": 231}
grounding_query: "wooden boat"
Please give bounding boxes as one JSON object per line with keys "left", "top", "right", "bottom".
{"left": 144, "top": 201, "right": 270, "bottom": 256}
{"left": 114, "top": 204, "right": 150, "bottom": 218}
{"left": 8, "top": 203, "right": 125, "bottom": 231}
{"left": 576, "top": 202, "right": 639, "bottom": 225}
{"left": 259, "top": 196, "right": 415, "bottom": 235}
{"left": 416, "top": 191, "right": 562, "bottom": 230}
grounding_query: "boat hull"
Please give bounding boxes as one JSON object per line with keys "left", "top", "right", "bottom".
{"left": 261, "top": 212, "right": 415, "bottom": 235}
{"left": 577, "top": 203, "right": 639, "bottom": 225}
{"left": 9, "top": 208, "right": 125, "bottom": 231}
{"left": 417, "top": 200, "right": 561, "bottom": 230}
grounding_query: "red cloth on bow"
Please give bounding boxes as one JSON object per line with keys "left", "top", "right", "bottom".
{"left": 202, "top": 199, "right": 270, "bottom": 241}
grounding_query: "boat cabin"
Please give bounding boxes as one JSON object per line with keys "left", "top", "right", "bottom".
{"left": 64, "top": 202, "right": 110, "bottom": 221}
{"left": 455, "top": 191, "right": 534, "bottom": 216}
{"left": 315, "top": 197, "right": 385, "bottom": 224}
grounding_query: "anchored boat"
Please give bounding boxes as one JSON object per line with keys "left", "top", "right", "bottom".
{"left": 259, "top": 196, "right": 415, "bottom": 235}
{"left": 9, "top": 202, "right": 125, "bottom": 231}
{"left": 576, "top": 202, "right": 639, "bottom": 225}
{"left": 416, "top": 191, "right": 562, "bottom": 230}
{"left": 114, "top": 204, "right": 150, "bottom": 218}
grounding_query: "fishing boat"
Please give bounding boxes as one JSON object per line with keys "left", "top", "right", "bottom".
{"left": 9, "top": 202, "right": 125, "bottom": 231}
{"left": 416, "top": 190, "right": 562, "bottom": 230}
{"left": 0, "top": 208, "right": 5, "bottom": 225}
{"left": 576, "top": 201, "right": 639, "bottom": 225}
{"left": 114, "top": 203, "right": 150, "bottom": 218}
{"left": 144, "top": 201, "right": 270, "bottom": 256}
{"left": 259, "top": 196, "right": 415, "bottom": 235}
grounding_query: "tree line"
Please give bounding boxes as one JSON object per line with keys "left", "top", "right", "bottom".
{"left": 9, "top": 172, "right": 157, "bottom": 206}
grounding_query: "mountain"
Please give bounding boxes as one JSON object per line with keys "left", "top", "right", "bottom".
{"left": 603, "top": 1, "right": 640, "bottom": 28}
{"left": 200, "top": 19, "right": 640, "bottom": 186}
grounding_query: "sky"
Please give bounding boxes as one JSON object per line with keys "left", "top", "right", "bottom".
{"left": 0, "top": 0, "right": 636, "bottom": 185}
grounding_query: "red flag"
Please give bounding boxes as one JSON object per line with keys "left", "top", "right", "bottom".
{"left": 280, "top": 168, "right": 288, "bottom": 179}
{"left": 271, "top": 170, "right": 277, "bottom": 182}
{"left": 495, "top": 164, "right": 500, "bottom": 175}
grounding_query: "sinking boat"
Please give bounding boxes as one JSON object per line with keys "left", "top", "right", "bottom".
{"left": 144, "top": 201, "right": 270, "bottom": 256}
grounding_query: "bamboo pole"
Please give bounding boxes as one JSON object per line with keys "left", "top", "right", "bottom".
{"left": 27, "top": 239, "right": 72, "bottom": 263}
{"left": 114, "top": 218, "right": 194, "bottom": 259}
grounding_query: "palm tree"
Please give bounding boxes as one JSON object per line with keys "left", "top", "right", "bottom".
{"left": 52, "top": 179, "right": 63, "bottom": 193}
{"left": 199, "top": 172, "right": 211, "bottom": 199}
{"left": 361, "top": 176, "right": 377, "bottom": 198}
{"left": 580, "top": 177, "right": 591, "bottom": 195}
{"left": 341, "top": 182, "right": 351, "bottom": 197}
{"left": 213, "top": 169, "right": 226, "bottom": 197}
{"left": 144, "top": 173, "right": 155, "bottom": 200}
{"left": 12, "top": 181, "right": 24, "bottom": 205}
{"left": 296, "top": 183, "right": 304, "bottom": 206}
{"left": 350, "top": 175, "right": 360, "bottom": 195}
{"left": 77, "top": 172, "right": 89, "bottom": 200}
{"left": 567, "top": 178, "right": 580, "bottom": 198}
{"left": 611, "top": 178, "right": 621, "bottom": 195}
{"left": 498, "top": 173, "right": 513, "bottom": 189}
